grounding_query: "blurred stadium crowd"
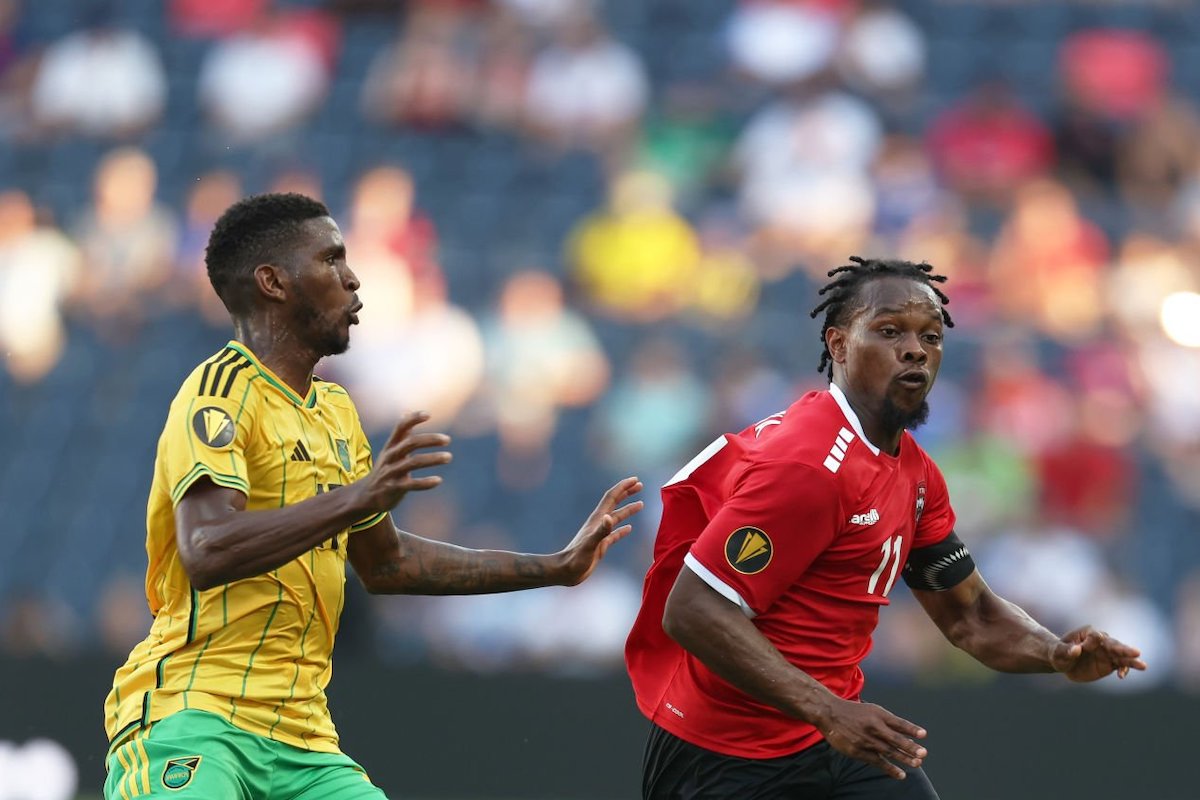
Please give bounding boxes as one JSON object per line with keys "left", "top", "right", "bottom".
{"left": 0, "top": 0, "right": 1198, "bottom": 693}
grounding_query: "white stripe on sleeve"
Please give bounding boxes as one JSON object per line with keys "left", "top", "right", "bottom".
{"left": 683, "top": 552, "right": 757, "bottom": 618}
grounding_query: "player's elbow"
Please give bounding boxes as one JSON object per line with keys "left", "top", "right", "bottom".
{"left": 177, "top": 527, "right": 227, "bottom": 591}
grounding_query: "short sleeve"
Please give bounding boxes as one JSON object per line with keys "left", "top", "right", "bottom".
{"left": 686, "top": 461, "right": 842, "bottom": 616}
{"left": 913, "top": 453, "right": 956, "bottom": 548}
{"left": 348, "top": 414, "right": 387, "bottom": 533}
{"left": 165, "top": 395, "right": 252, "bottom": 506}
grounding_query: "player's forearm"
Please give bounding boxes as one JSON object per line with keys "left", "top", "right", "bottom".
{"left": 361, "top": 531, "right": 565, "bottom": 595}
{"left": 662, "top": 570, "right": 839, "bottom": 728}
{"left": 946, "top": 592, "right": 1061, "bottom": 673}
{"left": 181, "top": 486, "right": 374, "bottom": 589}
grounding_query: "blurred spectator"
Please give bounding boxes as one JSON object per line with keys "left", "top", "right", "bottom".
{"left": 687, "top": 208, "right": 760, "bottom": 325}
{"left": 473, "top": 6, "right": 534, "bottom": 131}
{"left": 731, "top": 82, "right": 880, "bottom": 272}
{"left": 361, "top": 3, "right": 479, "bottom": 130}
{"left": 268, "top": 165, "right": 324, "bottom": 200}
{"left": 591, "top": 337, "right": 712, "bottom": 482}
{"left": 871, "top": 135, "right": 944, "bottom": 241}
{"left": 927, "top": 81, "right": 1054, "bottom": 205}
{"left": 0, "top": 190, "right": 80, "bottom": 382}
{"left": 171, "top": 169, "right": 242, "bottom": 322}
{"left": 567, "top": 169, "right": 700, "bottom": 322}
{"left": 1035, "top": 393, "right": 1136, "bottom": 540}
{"left": 977, "top": 521, "right": 1112, "bottom": 633}
{"left": 1059, "top": 29, "right": 1167, "bottom": 123}
{"left": 523, "top": 5, "right": 648, "bottom": 153}
{"left": 70, "top": 147, "right": 178, "bottom": 336}
{"left": 895, "top": 204, "right": 993, "bottom": 331}
{"left": 0, "top": 591, "right": 79, "bottom": 657}
{"left": 330, "top": 273, "right": 483, "bottom": 435}
{"left": 1118, "top": 93, "right": 1200, "bottom": 213}
{"left": 1107, "top": 233, "right": 1196, "bottom": 339}
{"left": 170, "top": 0, "right": 268, "bottom": 39}
{"left": 198, "top": 10, "right": 336, "bottom": 143}
{"left": 30, "top": 14, "right": 166, "bottom": 138}
{"left": 481, "top": 269, "right": 610, "bottom": 454}
{"left": 725, "top": 0, "right": 840, "bottom": 86}
{"left": 989, "top": 179, "right": 1109, "bottom": 341}
{"left": 836, "top": 1, "right": 925, "bottom": 115}
{"left": 94, "top": 573, "right": 153, "bottom": 657}
{"left": 973, "top": 332, "right": 1074, "bottom": 457}
{"left": 343, "top": 165, "right": 443, "bottom": 305}
{"left": 0, "top": 0, "right": 37, "bottom": 141}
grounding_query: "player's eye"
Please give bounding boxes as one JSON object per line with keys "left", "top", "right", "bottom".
{"left": 923, "top": 333, "right": 942, "bottom": 344}
{"left": 879, "top": 327, "right": 899, "bottom": 338}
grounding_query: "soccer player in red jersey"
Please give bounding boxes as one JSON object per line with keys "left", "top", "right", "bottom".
{"left": 625, "top": 257, "right": 1147, "bottom": 799}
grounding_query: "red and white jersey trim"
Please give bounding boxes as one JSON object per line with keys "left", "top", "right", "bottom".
{"left": 828, "top": 383, "right": 881, "bottom": 456}
{"left": 683, "top": 552, "right": 756, "bottom": 618}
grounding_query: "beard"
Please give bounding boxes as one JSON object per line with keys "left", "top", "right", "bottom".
{"left": 295, "top": 296, "right": 351, "bottom": 357}
{"left": 881, "top": 393, "right": 930, "bottom": 432}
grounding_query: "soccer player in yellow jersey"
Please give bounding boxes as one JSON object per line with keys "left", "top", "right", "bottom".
{"left": 103, "top": 193, "right": 644, "bottom": 800}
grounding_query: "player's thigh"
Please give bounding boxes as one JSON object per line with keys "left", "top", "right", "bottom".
{"left": 828, "top": 751, "right": 939, "bottom": 800}
{"left": 643, "top": 723, "right": 834, "bottom": 800}
{"left": 104, "top": 711, "right": 264, "bottom": 799}
{"left": 271, "top": 746, "right": 389, "bottom": 800}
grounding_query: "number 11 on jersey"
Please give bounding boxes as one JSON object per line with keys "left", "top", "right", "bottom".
{"left": 867, "top": 535, "right": 903, "bottom": 596}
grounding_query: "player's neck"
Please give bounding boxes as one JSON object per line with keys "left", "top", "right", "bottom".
{"left": 833, "top": 382, "right": 904, "bottom": 456}
{"left": 233, "top": 317, "right": 318, "bottom": 399}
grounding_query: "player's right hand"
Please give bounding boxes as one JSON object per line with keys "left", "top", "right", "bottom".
{"left": 818, "top": 698, "right": 928, "bottom": 781}
{"left": 358, "top": 411, "right": 452, "bottom": 513}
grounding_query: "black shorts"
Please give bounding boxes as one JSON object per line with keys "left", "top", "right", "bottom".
{"left": 642, "top": 723, "right": 939, "bottom": 800}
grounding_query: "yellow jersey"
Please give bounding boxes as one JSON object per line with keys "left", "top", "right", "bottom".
{"left": 104, "top": 341, "right": 387, "bottom": 754}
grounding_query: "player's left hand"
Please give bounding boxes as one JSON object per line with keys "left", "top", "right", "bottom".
{"left": 553, "top": 477, "right": 644, "bottom": 586}
{"left": 1050, "top": 625, "right": 1148, "bottom": 682}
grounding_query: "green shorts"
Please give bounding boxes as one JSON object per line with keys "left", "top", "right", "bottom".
{"left": 104, "top": 710, "right": 387, "bottom": 800}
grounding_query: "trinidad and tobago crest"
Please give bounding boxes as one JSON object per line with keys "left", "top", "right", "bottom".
{"left": 162, "top": 756, "right": 202, "bottom": 790}
{"left": 915, "top": 481, "right": 927, "bottom": 523}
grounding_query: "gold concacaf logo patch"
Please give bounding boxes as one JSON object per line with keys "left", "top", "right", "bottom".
{"left": 725, "top": 527, "right": 773, "bottom": 575}
{"left": 192, "top": 407, "right": 235, "bottom": 449}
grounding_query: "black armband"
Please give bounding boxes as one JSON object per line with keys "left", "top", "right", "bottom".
{"left": 901, "top": 531, "right": 975, "bottom": 591}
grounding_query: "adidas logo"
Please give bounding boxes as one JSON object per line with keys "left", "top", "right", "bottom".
{"left": 850, "top": 509, "right": 879, "bottom": 526}
{"left": 290, "top": 441, "right": 312, "bottom": 462}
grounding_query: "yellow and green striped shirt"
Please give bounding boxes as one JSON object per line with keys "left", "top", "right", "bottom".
{"left": 104, "top": 341, "right": 386, "bottom": 754}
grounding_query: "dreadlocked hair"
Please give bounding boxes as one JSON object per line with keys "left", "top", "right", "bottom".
{"left": 810, "top": 256, "right": 953, "bottom": 379}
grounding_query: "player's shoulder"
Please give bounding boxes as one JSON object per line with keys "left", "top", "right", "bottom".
{"left": 176, "top": 344, "right": 259, "bottom": 405}
{"left": 312, "top": 376, "right": 361, "bottom": 416}
{"left": 759, "top": 391, "right": 852, "bottom": 459}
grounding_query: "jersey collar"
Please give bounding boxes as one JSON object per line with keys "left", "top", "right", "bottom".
{"left": 828, "top": 382, "right": 881, "bottom": 456}
{"left": 227, "top": 341, "right": 318, "bottom": 408}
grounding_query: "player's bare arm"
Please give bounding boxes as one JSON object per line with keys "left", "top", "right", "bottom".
{"left": 174, "top": 411, "right": 451, "bottom": 590}
{"left": 348, "top": 477, "right": 644, "bottom": 594}
{"left": 911, "top": 567, "right": 1147, "bottom": 680}
{"left": 663, "top": 568, "right": 928, "bottom": 781}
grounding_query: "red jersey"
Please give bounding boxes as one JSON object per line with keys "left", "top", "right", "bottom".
{"left": 625, "top": 385, "right": 956, "bottom": 759}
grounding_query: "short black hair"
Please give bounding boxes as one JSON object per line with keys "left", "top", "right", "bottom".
{"left": 810, "top": 256, "right": 953, "bottom": 378}
{"left": 205, "top": 192, "right": 331, "bottom": 315}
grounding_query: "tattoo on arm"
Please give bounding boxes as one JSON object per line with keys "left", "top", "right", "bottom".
{"left": 367, "top": 535, "right": 552, "bottom": 595}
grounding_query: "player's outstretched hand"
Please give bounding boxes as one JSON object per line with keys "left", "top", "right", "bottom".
{"left": 1050, "top": 625, "right": 1147, "bottom": 683}
{"left": 553, "top": 477, "right": 644, "bottom": 586}
{"left": 819, "top": 698, "right": 928, "bottom": 781}
{"left": 358, "top": 411, "right": 452, "bottom": 513}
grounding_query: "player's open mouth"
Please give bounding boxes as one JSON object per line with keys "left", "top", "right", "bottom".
{"left": 349, "top": 301, "right": 363, "bottom": 325}
{"left": 896, "top": 370, "right": 928, "bottom": 388}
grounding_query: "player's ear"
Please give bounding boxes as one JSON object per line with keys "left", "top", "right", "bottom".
{"left": 825, "top": 326, "right": 848, "bottom": 365}
{"left": 253, "top": 263, "right": 289, "bottom": 304}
